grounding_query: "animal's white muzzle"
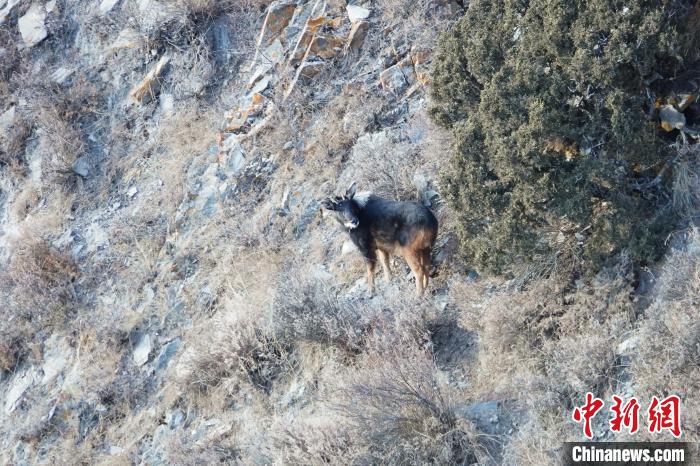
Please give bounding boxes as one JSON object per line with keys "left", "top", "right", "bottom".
{"left": 344, "top": 220, "right": 359, "bottom": 229}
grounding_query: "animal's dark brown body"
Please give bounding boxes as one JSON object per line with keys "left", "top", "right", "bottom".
{"left": 322, "top": 183, "right": 438, "bottom": 296}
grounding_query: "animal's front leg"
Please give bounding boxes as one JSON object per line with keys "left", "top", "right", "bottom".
{"left": 377, "top": 249, "right": 392, "bottom": 283}
{"left": 365, "top": 258, "right": 376, "bottom": 296}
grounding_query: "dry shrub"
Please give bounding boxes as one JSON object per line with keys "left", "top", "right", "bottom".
{"left": 336, "top": 108, "right": 448, "bottom": 204}
{"left": 266, "top": 419, "right": 353, "bottom": 466}
{"left": 15, "top": 70, "right": 103, "bottom": 187}
{"left": 272, "top": 270, "right": 374, "bottom": 353}
{"left": 9, "top": 182, "right": 41, "bottom": 223}
{"left": 104, "top": 103, "right": 216, "bottom": 212}
{"left": 302, "top": 86, "right": 384, "bottom": 166}
{"left": 0, "top": 31, "right": 21, "bottom": 98}
{"left": 340, "top": 130, "right": 423, "bottom": 201}
{"left": 501, "top": 415, "right": 570, "bottom": 466}
{"left": 328, "top": 339, "right": 481, "bottom": 465}
{"left": 166, "top": 232, "right": 283, "bottom": 322}
{"left": 0, "top": 235, "right": 79, "bottom": 371}
{"left": 254, "top": 272, "right": 469, "bottom": 464}
{"left": 632, "top": 229, "right": 700, "bottom": 441}
{"left": 672, "top": 144, "right": 700, "bottom": 218}
{"left": 169, "top": 0, "right": 271, "bottom": 21}
{"left": 159, "top": 430, "right": 241, "bottom": 465}
{"left": 104, "top": 219, "right": 167, "bottom": 301}
{"left": 157, "top": 103, "right": 218, "bottom": 157}
{"left": 463, "top": 258, "right": 635, "bottom": 452}
{"left": 266, "top": 325, "right": 478, "bottom": 464}
{"left": 444, "top": 264, "right": 639, "bottom": 462}
{"left": 177, "top": 304, "right": 292, "bottom": 395}
{"left": 0, "top": 112, "right": 30, "bottom": 176}
{"left": 169, "top": 34, "right": 215, "bottom": 100}
{"left": 377, "top": 0, "right": 458, "bottom": 49}
{"left": 34, "top": 106, "right": 83, "bottom": 184}
{"left": 272, "top": 262, "right": 457, "bottom": 352}
{"left": 127, "top": 0, "right": 268, "bottom": 91}
{"left": 4, "top": 235, "right": 78, "bottom": 316}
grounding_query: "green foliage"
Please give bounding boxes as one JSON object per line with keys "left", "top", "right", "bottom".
{"left": 431, "top": 0, "right": 692, "bottom": 275}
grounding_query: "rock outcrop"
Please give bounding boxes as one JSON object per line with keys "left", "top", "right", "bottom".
{"left": 18, "top": 3, "right": 48, "bottom": 47}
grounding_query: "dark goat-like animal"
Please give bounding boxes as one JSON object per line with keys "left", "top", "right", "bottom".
{"left": 322, "top": 182, "right": 438, "bottom": 296}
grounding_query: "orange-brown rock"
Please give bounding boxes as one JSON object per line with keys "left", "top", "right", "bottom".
{"left": 299, "top": 61, "right": 325, "bottom": 79}
{"left": 410, "top": 45, "right": 431, "bottom": 89}
{"left": 678, "top": 94, "right": 697, "bottom": 111}
{"left": 129, "top": 55, "right": 170, "bottom": 104}
{"left": 258, "top": 1, "right": 297, "bottom": 45}
{"left": 346, "top": 20, "right": 369, "bottom": 52}
{"left": 309, "top": 34, "right": 345, "bottom": 59}
{"left": 289, "top": 15, "right": 328, "bottom": 63}
{"left": 284, "top": 60, "right": 325, "bottom": 100}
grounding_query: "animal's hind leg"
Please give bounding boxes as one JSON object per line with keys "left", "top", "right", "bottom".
{"left": 420, "top": 248, "right": 431, "bottom": 289}
{"left": 404, "top": 251, "right": 425, "bottom": 297}
{"left": 377, "top": 249, "right": 392, "bottom": 283}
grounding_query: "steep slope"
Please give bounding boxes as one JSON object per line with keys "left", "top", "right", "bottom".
{"left": 1, "top": 1, "right": 698, "bottom": 465}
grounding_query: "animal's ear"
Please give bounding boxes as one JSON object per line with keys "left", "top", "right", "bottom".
{"left": 321, "top": 198, "right": 337, "bottom": 211}
{"left": 345, "top": 181, "right": 357, "bottom": 200}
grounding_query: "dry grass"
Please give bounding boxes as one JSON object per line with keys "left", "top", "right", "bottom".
{"left": 303, "top": 87, "right": 384, "bottom": 167}
{"left": 333, "top": 107, "right": 448, "bottom": 205}
{"left": 448, "top": 257, "right": 637, "bottom": 458}
{"left": 272, "top": 269, "right": 374, "bottom": 353}
{"left": 35, "top": 106, "right": 84, "bottom": 184}
{"left": 123, "top": 0, "right": 268, "bottom": 90}
{"left": 167, "top": 246, "right": 467, "bottom": 463}
{"left": 8, "top": 181, "right": 75, "bottom": 237}
{"left": 4, "top": 234, "right": 78, "bottom": 315}
{"left": 266, "top": 420, "right": 353, "bottom": 465}
{"left": 378, "top": 0, "right": 460, "bottom": 47}
{"left": 632, "top": 229, "right": 700, "bottom": 441}
{"left": 247, "top": 279, "right": 480, "bottom": 465}
{"left": 169, "top": 0, "right": 272, "bottom": 20}
{"left": 478, "top": 270, "right": 633, "bottom": 397}
{"left": 501, "top": 416, "right": 568, "bottom": 465}
{"left": 0, "top": 233, "right": 79, "bottom": 371}
{"left": 0, "top": 112, "right": 30, "bottom": 177}
{"left": 327, "top": 339, "right": 482, "bottom": 465}
{"left": 9, "top": 183, "right": 41, "bottom": 223}
{"left": 102, "top": 102, "right": 216, "bottom": 214}
{"left": 16, "top": 72, "right": 102, "bottom": 187}
{"left": 672, "top": 144, "right": 700, "bottom": 218}
{"left": 177, "top": 308, "right": 292, "bottom": 396}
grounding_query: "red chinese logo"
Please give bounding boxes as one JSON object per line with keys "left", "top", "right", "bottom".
{"left": 610, "top": 395, "right": 640, "bottom": 434}
{"left": 572, "top": 392, "right": 604, "bottom": 439}
{"left": 647, "top": 395, "right": 682, "bottom": 438}
{"left": 573, "top": 394, "right": 682, "bottom": 438}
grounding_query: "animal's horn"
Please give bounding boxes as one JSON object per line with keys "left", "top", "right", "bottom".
{"left": 345, "top": 181, "right": 357, "bottom": 199}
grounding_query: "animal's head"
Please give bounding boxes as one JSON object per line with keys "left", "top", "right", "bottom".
{"left": 322, "top": 182, "right": 360, "bottom": 229}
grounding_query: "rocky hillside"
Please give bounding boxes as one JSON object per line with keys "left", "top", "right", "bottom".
{"left": 1, "top": 0, "right": 699, "bottom": 464}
